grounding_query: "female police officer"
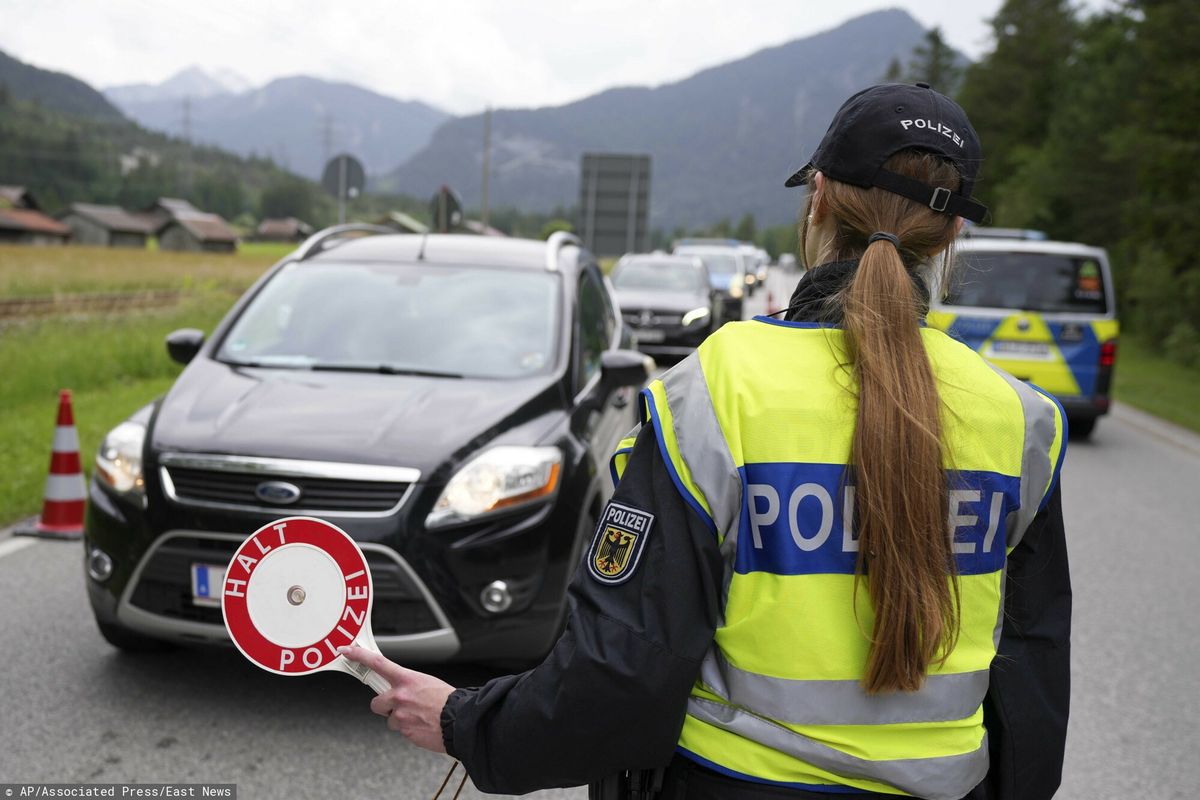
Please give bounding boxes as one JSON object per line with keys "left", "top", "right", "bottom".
{"left": 342, "top": 83, "right": 1071, "bottom": 800}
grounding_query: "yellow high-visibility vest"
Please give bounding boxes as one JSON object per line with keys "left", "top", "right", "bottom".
{"left": 618, "top": 317, "right": 1065, "bottom": 800}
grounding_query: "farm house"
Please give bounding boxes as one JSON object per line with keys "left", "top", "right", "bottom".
{"left": 56, "top": 203, "right": 153, "bottom": 248}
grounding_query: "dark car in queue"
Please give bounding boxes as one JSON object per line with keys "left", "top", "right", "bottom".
{"left": 611, "top": 253, "right": 723, "bottom": 359}
{"left": 84, "top": 227, "right": 652, "bottom": 665}
{"left": 671, "top": 245, "right": 747, "bottom": 320}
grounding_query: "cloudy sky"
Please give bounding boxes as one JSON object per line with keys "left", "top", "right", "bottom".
{"left": 0, "top": 1, "right": 1104, "bottom": 114}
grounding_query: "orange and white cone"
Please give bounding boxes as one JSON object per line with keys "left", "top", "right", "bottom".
{"left": 18, "top": 390, "right": 87, "bottom": 539}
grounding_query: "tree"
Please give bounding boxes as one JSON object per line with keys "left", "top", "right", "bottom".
{"left": 956, "top": 0, "right": 1079, "bottom": 217}
{"left": 260, "top": 176, "right": 318, "bottom": 222}
{"left": 734, "top": 213, "right": 756, "bottom": 242}
{"left": 883, "top": 57, "right": 904, "bottom": 83}
{"left": 1117, "top": 0, "right": 1200, "bottom": 353}
{"left": 905, "top": 27, "right": 962, "bottom": 94}
{"left": 539, "top": 219, "right": 574, "bottom": 240}
{"left": 193, "top": 170, "right": 246, "bottom": 220}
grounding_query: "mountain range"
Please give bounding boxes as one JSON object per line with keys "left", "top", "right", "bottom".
{"left": 4, "top": 7, "right": 944, "bottom": 229}
{"left": 0, "top": 49, "right": 124, "bottom": 121}
{"left": 105, "top": 72, "right": 450, "bottom": 182}
{"left": 378, "top": 8, "right": 931, "bottom": 229}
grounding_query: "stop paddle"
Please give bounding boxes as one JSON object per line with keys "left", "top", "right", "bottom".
{"left": 222, "top": 515, "right": 391, "bottom": 694}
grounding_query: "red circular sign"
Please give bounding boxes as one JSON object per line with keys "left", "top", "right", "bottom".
{"left": 222, "top": 516, "right": 372, "bottom": 675}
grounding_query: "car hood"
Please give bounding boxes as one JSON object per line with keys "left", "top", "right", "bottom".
{"left": 150, "top": 357, "right": 563, "bottom": 480}
{"left": 614, "top": 288, "right": 708, "bottom": 314}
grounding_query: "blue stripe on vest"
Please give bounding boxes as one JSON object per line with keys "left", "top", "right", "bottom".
{"left": 735, "top": 463, "right": 1020, "bottom": 576}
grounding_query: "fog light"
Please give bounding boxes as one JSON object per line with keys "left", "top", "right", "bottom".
{"left": 480, "top": 580, "right": 513, "bottom": 614}
{"left": 87, "top": 548, "right": 114, "bottom": 582}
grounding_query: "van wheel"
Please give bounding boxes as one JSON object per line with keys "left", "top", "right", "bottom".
{"left": 1068, "top": 416, "right": 1096, "bottom": 440}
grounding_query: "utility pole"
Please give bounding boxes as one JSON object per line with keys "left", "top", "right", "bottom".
{"left": 181, "top": 96, "right": 193, "bottom": 195}
{"left": 481, "top": 107, "right": 492, "bottom": 229}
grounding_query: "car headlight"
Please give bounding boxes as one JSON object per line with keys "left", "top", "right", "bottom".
{"left": 682, "top": 307, "right": 711, "bottom": 326}
{"left": 95, "top": 421, "right": 146, "bottom": 495}
{"left": 426, "top": 446, "right": 562, "bottom": 528}
{"left": 746, "top": 274, "right": 757, "bottom": 285}
{"left": 729, "top": 283, "right": 744, "bottom": 299}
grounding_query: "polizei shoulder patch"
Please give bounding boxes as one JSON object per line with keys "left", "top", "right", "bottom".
{"left": 587, "top": 501, "right": 654, "bottom": 585}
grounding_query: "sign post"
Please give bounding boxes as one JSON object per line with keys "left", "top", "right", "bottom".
{"left": 321, "top": 155, "right": 366, "bottom": 226}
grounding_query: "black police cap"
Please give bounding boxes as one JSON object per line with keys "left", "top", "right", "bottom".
{"left": 785, "top": 82, "right": 987, "bottom": 223}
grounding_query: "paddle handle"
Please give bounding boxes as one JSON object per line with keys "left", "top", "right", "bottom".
{"left": 342, "top": 656, "right": 392, "bottom": 695}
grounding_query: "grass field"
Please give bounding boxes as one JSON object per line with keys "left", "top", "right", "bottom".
{"left": 0, "top": 244, "right": 282, "bottom": 526}
{"left": 1113, "top": 335, "right": 1200, "bottom": 433}
{"left": 0, "top": 242, "right": 289, "bottom": 297}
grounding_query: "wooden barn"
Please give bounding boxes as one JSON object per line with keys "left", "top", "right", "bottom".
{"left": 57, "top": 203, "right": 153, "bottom": 248}
{"left": 0, "top": 185, "right": 70, "bottom": 244}
{"left": 256, "top": 217, "right": 313, "bottom": 242}
{"left": 158, "top": 211, "right": 239, "bottom": 253}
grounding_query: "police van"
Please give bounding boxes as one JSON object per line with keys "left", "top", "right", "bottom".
{"left": 928, "top": 234, "right": 1119, "bottom": 438}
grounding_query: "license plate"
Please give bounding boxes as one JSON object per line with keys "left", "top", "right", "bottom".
{"left": 989, "top": 340, "right": 1052, "bottom": 360}
{"left": 635, "top": 328, "right": 665, "bottom": 343}
{"left": 191, "top": 562, "right": 226, "bottom": 608}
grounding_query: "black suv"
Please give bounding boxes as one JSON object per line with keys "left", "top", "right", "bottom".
{"left": 84, "top": 227, "right": 650, "bottom": 664}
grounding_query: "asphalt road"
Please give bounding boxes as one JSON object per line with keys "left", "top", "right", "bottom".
{"left": 2, "top": 268, "right": 1197, "bottom": 798}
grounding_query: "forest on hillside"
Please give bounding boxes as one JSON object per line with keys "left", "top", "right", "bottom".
{"left": 742, "top": 0, "right": 1198, "bottom": 365}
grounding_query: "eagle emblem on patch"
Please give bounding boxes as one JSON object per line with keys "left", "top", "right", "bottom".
{"left": 587, "top": 502, "right": 654, "bottom": 585}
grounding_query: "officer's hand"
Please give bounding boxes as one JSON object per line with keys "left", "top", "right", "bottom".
{"left": 338, "top": 645, "right": 455, "bottom": 754}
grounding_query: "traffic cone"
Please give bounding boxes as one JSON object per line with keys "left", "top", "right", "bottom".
{"left": 16, "top": 390, "right": 87, "bottom": 540}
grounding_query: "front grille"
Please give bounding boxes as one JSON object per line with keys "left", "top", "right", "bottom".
{"left": 165, "top": 466, "right": 410, "bottom": 513}
{"left": 622, "top": 309, "right": 684, "bottom": 327}
{"left": 128, "top": 536, "right": 441, "bottom": 636}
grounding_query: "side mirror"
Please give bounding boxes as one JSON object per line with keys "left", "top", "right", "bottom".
{"left": 601, "top": 349, "right": 655, "bottom": 389}
{"left": 166, "top": 328, "right": 205, "bottom": 365}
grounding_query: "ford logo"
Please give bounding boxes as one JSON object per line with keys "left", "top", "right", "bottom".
{"left": 255, "top": 480, "right": 302, "bottom": 505}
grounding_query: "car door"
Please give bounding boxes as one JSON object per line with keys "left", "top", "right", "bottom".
{"left": 572, "top": 265, "right": 634, "bottom": 491}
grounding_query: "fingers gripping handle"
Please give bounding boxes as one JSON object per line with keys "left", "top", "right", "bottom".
{"left": 342, "top": 656, "right": 392, "bottom": 695}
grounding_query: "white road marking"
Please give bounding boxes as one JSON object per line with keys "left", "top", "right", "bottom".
{"left": 0, "top": 537, "right": 38, "bottom": 560}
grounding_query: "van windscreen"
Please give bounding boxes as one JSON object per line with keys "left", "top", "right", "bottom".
{"left": 946, "top": 252, "right": 1109, "bottom": 314}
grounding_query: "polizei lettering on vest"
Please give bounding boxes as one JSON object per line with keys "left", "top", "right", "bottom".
{"left": 736, "top": 463, "right": 1019, "bottom": 576}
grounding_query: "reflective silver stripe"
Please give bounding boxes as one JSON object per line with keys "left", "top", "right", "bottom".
{"left": 688, "top": 697, "right": 989, "bottom": 800}
{"left": 698, "top": 647, "right": 988, "bottom": 725}
{"left": 659, "top": 354, "right": 741, "bottom": 539}
{"left": 985, "top": 365, "right": 1058, "bottom": 546}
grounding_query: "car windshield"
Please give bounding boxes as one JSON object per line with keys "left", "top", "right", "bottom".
{"left": 218, "top": 261, "right": 560, "bottom": 379}
{"left": 946, "top": 251, "right": 1109, "bottom": 314}
{"left": 679, "top": 251, "right": 740, "bottom": 280}
{"left": 612, "top": 260, "right": 706, "bottom": 292}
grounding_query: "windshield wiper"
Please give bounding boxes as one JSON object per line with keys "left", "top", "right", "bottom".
{"left": 308, "top": 363, "right": 465, "bottom": 379}
{"left": 223, "top": 358, "right": 311, "bottom": 370}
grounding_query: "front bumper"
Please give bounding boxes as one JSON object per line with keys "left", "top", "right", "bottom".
{"left": 84, "top": 463, "right": 584, "bottom": 663}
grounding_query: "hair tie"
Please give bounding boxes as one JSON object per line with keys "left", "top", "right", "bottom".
{"left": 868, "top": 231, "right": 901, "bottom": 249}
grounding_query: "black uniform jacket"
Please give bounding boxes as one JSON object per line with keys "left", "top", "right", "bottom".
{"left": 440, "top": 262, "right": 1072, "bottom": 800}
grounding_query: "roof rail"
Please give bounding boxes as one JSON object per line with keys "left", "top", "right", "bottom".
{"left": 545, "top": 231, "right": 582, "bottom": 271}
{"left": 294, "top": 223, "right": 398, "bottom": 261}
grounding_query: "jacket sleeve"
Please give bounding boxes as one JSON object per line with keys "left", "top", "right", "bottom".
{"left": 971, "top": 484, "right": 1071, "bottom": 800}
{"left": 440, "top": 423, "right": 725, "bottom": 794}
